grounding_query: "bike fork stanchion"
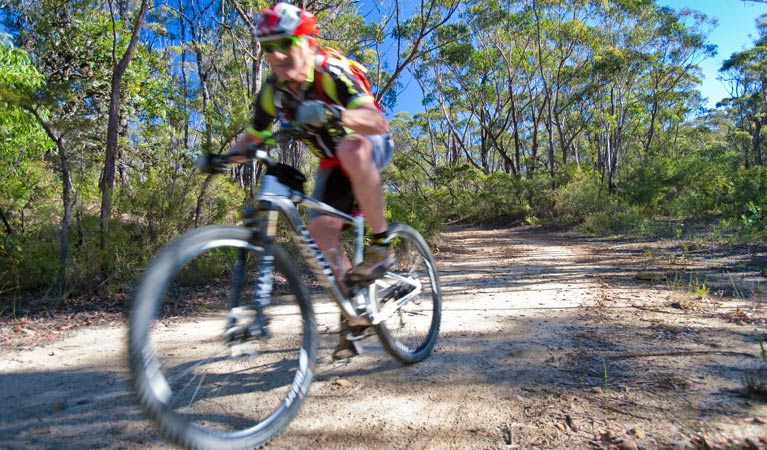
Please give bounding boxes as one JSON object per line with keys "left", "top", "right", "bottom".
{"left": 253, "top": 207, "right": 280, "bottom": 338}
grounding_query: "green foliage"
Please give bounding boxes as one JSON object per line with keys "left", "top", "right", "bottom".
{"left": 553, "top": 167, "right": 608, "bottom": 225}
{"left": 663, "top": 157, "right": 733, "bottom": 218}
{"left": 730, "top": 167, "right": 767, "bottom": 237}
{"left": 117, "top": 166, "right": 242, "bottom": 245}
{"left": 0, "top": 39, "right": 55, "bottom": 241}
{"left": 578, "top": 202, "right": 647, "bottom": 235}
{"left": 386, "top": 191, "right": 444, "bottom": 241}
{"left": 0, "top": 227, "right": 59, "bottom": 293}
{"left": 0, "top": 35, "right": 44, "bottom": 99}
{"left": 619, "top": 152, "right": 734, "bottom": 218}
{"left": 390, "top": 162, "right": 542, "bottom": 227}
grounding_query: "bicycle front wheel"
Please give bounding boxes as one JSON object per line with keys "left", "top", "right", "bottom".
{"left": 128, "top": 225, "right": 317, "bottom": 450}
{"left": 374, "top": 223, "right": 442, "bottom": 364}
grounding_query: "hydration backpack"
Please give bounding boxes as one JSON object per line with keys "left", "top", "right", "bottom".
{"left": 314, "top": 46, "right": 382, "bottom": 111}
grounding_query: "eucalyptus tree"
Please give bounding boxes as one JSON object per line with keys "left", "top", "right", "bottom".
{"left": 0, "top": 39, "right": 53, "bottom": 293}
{"left": 412, "top": 0, "right": 584, "bottom": 177}
{"left": 424, "top": 29, "right": 496, "bottom": 173}
{"left": 637, "top": 6, "right": 713, "bottom": 156}
{"left": 525, "top": 0, "right": 601, "bottom": 176}
{"left": 719, "top": 14, "right": 767, "bottom": 168}
{"left": 3, "top": 0, "right": 118, "bottom": 293}
{"left": 100, "top": 0, "right": 149, "bottom": 262}
{"left": 446, "top": 5, "right": 521, "bottom": 174}
{"left": 343, "top": 0, "right": 462, "bottom": 110}
{"left": 531, "top": 0, "right": 599, "bottom": 169}
{"left": 582, "top": 0, "right": 710, "bottom": 192}
{"left": 165, "top": 0, "right": 258, "bottom": 225}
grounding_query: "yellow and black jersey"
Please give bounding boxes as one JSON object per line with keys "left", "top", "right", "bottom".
{"left": 248, "top": 53, "right": 377, "bottom": 159}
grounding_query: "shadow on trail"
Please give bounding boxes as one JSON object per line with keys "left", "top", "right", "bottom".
{"left": 270, "top": 312, "right": 765, "bottom": 450}
{"left": 0, "top": 313, "right": 762, "bottom": 450}
{"left": 439, "top": 224, "right": 766, "bottom": 311}
{"left": 0, "top": 368, "right": 157, "bottom": 450}
{"left": 2, "top": 225, "right": 764, "bottom": 450}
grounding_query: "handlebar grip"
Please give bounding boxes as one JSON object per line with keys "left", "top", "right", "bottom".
{"left": 244, "top": 143, "right": 261, "bottom": 160}
{"left": 196, "top": 128, "right": 306, "bottom": 175}
{"left": 196, "top": 153, "right": 229, "bottom": 175}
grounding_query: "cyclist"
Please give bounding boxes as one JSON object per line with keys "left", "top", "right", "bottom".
{"left": 229, "top": 2, "right": 394, "bottom": 360}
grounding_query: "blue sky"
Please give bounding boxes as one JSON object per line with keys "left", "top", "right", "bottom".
{"left": 658, "top": 0, "right": 764, "bottom": 108}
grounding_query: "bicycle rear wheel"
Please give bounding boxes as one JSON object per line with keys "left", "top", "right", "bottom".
{"left": 374, "top": 223, "right": 442, "bottom": 364}
{"left": 128, "top": 225, "right": 317, "bottom": 450}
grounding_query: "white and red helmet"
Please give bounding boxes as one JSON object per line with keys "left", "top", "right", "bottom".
{"left": 256, "top": 3, "right": 319, "bottom": 42}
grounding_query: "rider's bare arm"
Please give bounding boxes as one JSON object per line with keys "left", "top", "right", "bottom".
{"left": 340, "top": 102, "right": 388, "bottom": 136}
{"left": 225, "top": 98, "right": 385, "bottom": 165}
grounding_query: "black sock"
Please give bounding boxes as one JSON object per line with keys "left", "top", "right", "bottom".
{"left": 371, "top": 231, "right": 389, "bottom": 246}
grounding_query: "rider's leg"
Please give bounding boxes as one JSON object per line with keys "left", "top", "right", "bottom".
{"left": 335, "top": 135, "right": 387, "bottom": 234}
{"left": 336, "top": 135, "right": 395, "bottom": 281}
{"left": 308, "top": 215, "right": 350, "bottom": 279}
{"left": 308, "top": 215, "right": 358, "bottom": 361}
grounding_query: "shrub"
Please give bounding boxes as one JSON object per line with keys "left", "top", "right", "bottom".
{"left": 553, "top": 168, "right": 607, "bottom": 225}
{"left": 728, "top": 166, "right": 767, "bottom": 237}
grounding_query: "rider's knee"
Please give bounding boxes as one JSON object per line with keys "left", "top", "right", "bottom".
{"left": 337, "top": 136, "right": 373, "bottom": 169}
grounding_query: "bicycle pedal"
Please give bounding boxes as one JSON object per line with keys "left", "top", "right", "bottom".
{"left": 224, "top": 321, "right": 270, "bottom": 344}
{"left": 223, "top": 324, "right": 248, "bottom": 344}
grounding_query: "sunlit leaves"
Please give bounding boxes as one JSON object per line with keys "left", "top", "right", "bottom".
{"left": 0, "top": 39, "right": 54, "bottom": 236}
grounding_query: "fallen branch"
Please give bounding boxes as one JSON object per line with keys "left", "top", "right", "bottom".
{"left": 630, "top": 304, "right": 686, "bottom": 315}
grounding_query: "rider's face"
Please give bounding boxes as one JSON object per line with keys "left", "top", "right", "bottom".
{"left": 263, "top": 37, "right": 313, "bottom": 84}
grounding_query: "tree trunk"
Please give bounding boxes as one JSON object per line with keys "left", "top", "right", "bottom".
{"left": 510, "top": 98, "right": 521, "bottom": 176}
{"left": 607, "top": 133, "right": 621, "bottom": 193}
{"left": 754, "top": 118, "right": 763, "bottom": 166}
{"left": 100, "top": 0, "right": 150, "bottom": 259}
{"left": 0, "top": 208, "right": 13, "bottom": 235}
{"left": 55, "top": 141, "right": 73, "bottom": 295}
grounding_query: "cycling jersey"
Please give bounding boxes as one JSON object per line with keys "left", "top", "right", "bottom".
{"left": 249, "top": 53, "right": 377, "bottom": 159}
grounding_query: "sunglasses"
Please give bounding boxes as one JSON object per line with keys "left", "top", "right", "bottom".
{"left": 261, "top": 36, "right": 303, "bottom": 55}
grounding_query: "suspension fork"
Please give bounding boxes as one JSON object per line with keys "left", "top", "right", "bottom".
{"left": 222, "top": 205, "right": 275, "bottom": 344}
{"left": 251, "top": 201, "right": 280, "bottom": 337}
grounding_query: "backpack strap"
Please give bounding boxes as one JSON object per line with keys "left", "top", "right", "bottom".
{"left": 313, "top": 48, "right": 381, "bottom": 111}
{"left": 314, "top": 65, "right": 331, "bottom": 105}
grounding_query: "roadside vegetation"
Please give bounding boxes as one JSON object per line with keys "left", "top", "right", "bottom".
{"left": 1, "top": 0, "right": 766, "bottom": 314}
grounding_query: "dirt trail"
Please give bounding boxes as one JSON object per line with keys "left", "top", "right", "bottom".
{"left": 1, "top": 225, "right": 766, "bottom": 450}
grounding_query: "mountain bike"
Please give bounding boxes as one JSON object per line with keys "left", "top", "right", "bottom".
{"left": 127, "top": 128, "right": 442, "bottom": 450}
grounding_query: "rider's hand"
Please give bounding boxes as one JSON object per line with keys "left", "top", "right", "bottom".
{"left": 196, "top": 153, "right": 228, "bottom": 175}
{"left": 296, "top": 100, "right": 343, "bottom": 129}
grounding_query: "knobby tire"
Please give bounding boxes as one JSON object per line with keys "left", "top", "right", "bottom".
{"left": 128, "top": 225, "right": 317, "bottom": 450}
{"left": 374, "top": 223, "right": 442, "bottom": 364}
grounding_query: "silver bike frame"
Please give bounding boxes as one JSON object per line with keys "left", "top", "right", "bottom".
{"left": 254, "top": 152, "right": 371, "bottom": 326}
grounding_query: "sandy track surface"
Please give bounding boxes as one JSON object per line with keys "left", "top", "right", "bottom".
{"left": 1, "top": 225, "right": 766, "bottom": 450}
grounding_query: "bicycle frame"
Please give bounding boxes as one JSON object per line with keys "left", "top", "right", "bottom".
{"left": 248, "top": 150, "right": 374, "bottom": 327}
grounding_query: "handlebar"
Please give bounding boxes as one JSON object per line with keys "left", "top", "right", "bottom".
{"left": 197, "top": 127, "right": 306, "bottom": 175}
